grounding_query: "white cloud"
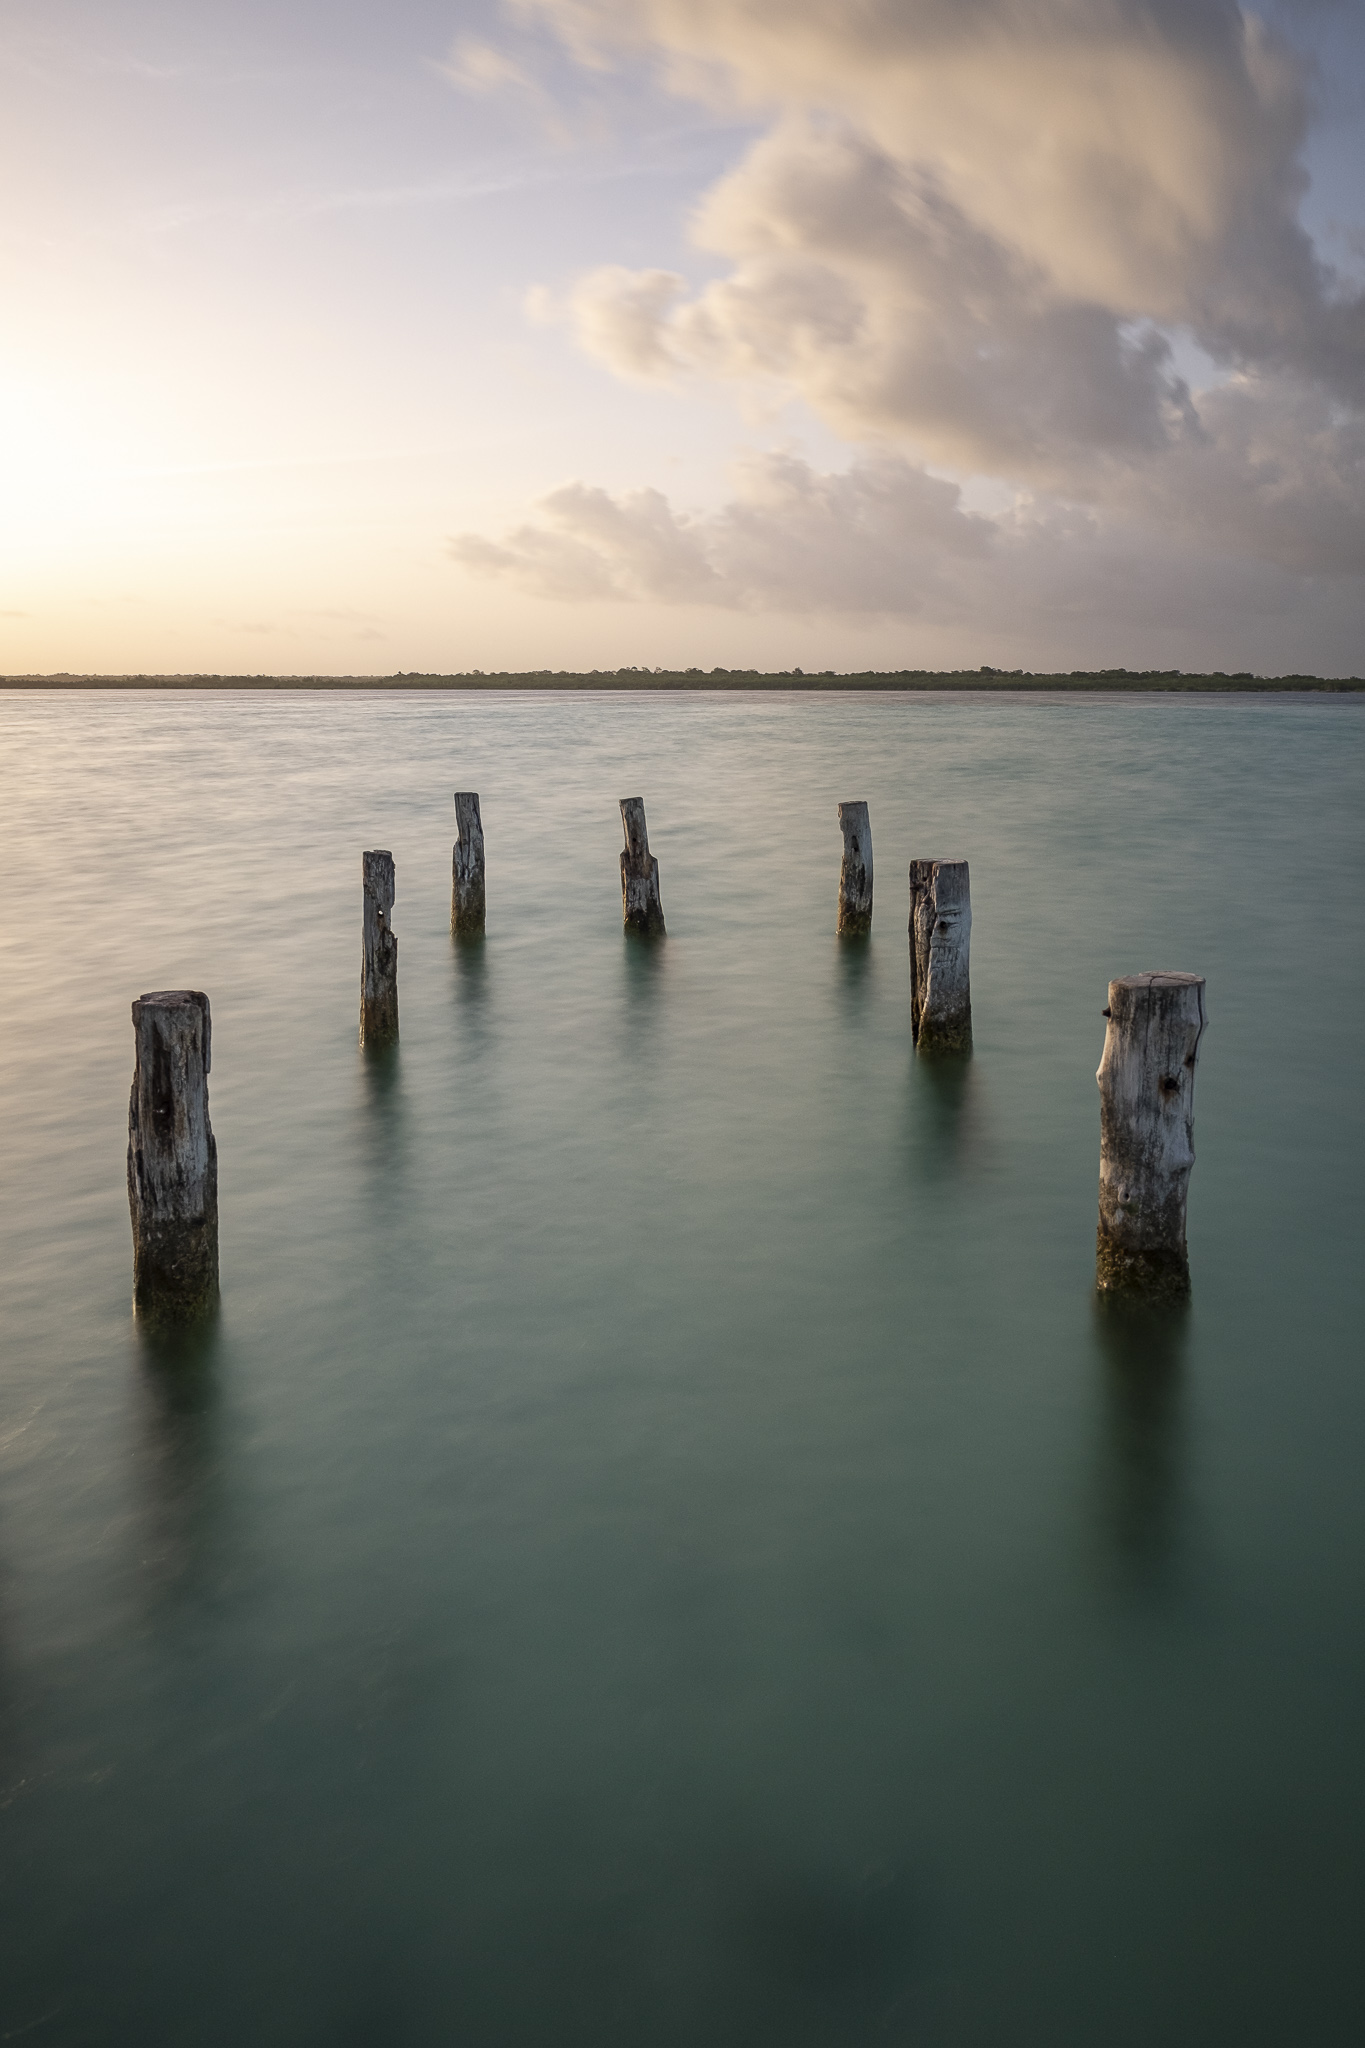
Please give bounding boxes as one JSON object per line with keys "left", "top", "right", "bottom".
{"left": 568, "top": 118, "right": 1202, "bottom": 477}
{"left": 522, "top": 0, "right": 1360, "bottom": 386}
{"left": 454, "top": 480, "right": 723, "bottom": 602}
{"left": 478, "top": 0, "right": 1365, "bottom": 641}
{"left": 452, "top": 451, "right": 991, "bottom": 610}
{"left": 571, "top": 266, "right": 688, "bottom": 379}
{"left": 453, "top": 378, "right": 1364, "bottom": 621}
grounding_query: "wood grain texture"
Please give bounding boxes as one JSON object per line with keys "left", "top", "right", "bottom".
{"left": 127, "top": 990, "right": 219, "bottom": 1320}
{"left": 452, "top": 792, "right": 485, "bottom": 936}
{"left": 361, "top": 849, "right": 399, "bottom": 1045}
{"left": 837, "top": 802, "right": 873, "bottom": 935}
{"left": 909, "top": 859, "right": 972, "bottom": 1052}
{"left": 1096, "top": 972, "right": 1207, "bottom": 1299}
{"left": 619, "top": 798, "right": 666, "bottom": 936}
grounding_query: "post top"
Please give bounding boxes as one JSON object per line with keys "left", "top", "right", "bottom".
{"left": 1114, "top": 971, "right": 1205, "bottom": 990}
{"left": 132, "top": 990, "right": 210, "bottom": 1070}
{"left": 135, "top": 989, "right": 208, "bottom": 1010}
{"left": 620, "top": 798, "right": 651, "bottom": 863}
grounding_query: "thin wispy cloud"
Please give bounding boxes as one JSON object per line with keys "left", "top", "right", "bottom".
{"left": 0, "top": 20, "right": 195, "bottom": 84}
{"left": 133, "top": 136, "right": 739, "bottom": 240}
{"left": 437, "top": 37, "right": 544, "bottom": 100}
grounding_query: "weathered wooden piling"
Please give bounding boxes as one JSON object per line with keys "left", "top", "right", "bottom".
{"left": 837, "top": 802, "right": 873, "bottom": 935}
{"left": 127, "top": 990, "right": 219, "bottom": 1320}
{"left": 452, "top": 793, "right": 485, "bottom": 936}
{"left": 1096, "top": 972, "right": 1206, "bottom": 1299}
{"left": 909, "top": 859, "right": 972, "bottom": 1051}
{"left": 360, "top": 850, "right": 399, "bottom": 1045}
{"left": 620, "top": 798, "right": 665, "bottom": 935}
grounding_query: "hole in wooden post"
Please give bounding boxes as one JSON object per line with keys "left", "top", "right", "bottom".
{"left": 1096, "top": 972, "right": 1207, "bottom": 1301}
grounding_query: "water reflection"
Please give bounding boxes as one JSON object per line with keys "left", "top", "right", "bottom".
{"left": 1092, "top": 1298, "right": 1188, "bottom": 1600}
{"left": 359, "top": 1038, "right": 406, "bottom": 1178}
{"left": 451, "top": 931, "right": 490, "bottom": 1050}
{"left": 907, "top": 1046, "right": 976, "bottom": 1178}
{"left": 131, "top": 1319, "right": 224, "bottom": 1606}
{"left": 621, "top": 928, "right": 667, "bottom": 1021}
{"left": 835, "top": 934, "right": 873, "bottom": 1016}
{"left": 731, "top": 1856, "right": 919, "bottom": 2011}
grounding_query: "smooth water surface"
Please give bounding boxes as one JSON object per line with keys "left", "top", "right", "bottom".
{"left": 1, "top": 689, "right": 1362, "bottom": 2046}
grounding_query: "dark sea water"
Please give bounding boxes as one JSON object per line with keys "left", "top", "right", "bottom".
{"left": 1, "top": 688, "right": 1362, "bottom": 2047}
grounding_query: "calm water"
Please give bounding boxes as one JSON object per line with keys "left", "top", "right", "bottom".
{"left": 1, "top": 689, "right": 1363, "bottom": 2046}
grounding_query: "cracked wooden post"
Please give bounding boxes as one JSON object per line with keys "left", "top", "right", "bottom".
{"left": 360, "top": 850, "right": 398, "bottom": 1045}
{"left": 620, "top": 798, "right": 665, "bottom": 935}
{"left": 1096, "top": 972, "right": 1207, "bottom": 1300}
{"left": 452, "top": 793, "right": 485, "bottom": 936}
{"left": 127, "top": 991, "right": 219, "bottom": 1320}
{"left": 909, "top": 859, "right": 972, "bottom": 1051}
{"left": 837, "top": 802, "right": 873, "bottom": 935}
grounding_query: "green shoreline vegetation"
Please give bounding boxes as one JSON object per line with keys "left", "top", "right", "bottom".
{"left": 2, "top": 667, "right": 1362, "bottom": 691}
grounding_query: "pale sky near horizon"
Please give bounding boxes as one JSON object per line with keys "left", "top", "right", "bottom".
{"left": 2, "top": 0, "right": 1363, "bottom": 675}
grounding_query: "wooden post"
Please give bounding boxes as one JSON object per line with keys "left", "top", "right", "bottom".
{"left": 1096, "top": 972, "right": 1207, "bottom": 1299}
{"left": 909, "top": 859, "right": 972, "bottom": 1051}
{"left": 620, "top": 798, "right": 665, "bottom": 935}
{"left": 452, "top": 793, "right": 485, "bottom": 936}
{"left": 837, "top": 802, "right": 873, "bottom": 935}
{"left": 127, "top": 990, "right": 219, "bottom": 1320}
{"left": 361, "top": 850, "right": 398, "bottom": 1045}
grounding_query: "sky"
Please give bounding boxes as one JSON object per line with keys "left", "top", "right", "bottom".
{"left": 2, "top": 0, "right": 1363, "bottom": 676}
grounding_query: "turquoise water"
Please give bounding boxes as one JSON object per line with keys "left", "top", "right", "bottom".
{"left": 1, "top": 688, "right": 1362, "bottom": 2046}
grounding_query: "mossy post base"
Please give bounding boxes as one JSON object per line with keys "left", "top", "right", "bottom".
{"left": 910, "top": 859, "right": 972, "bottom": 1052}
{"left": 620, "top": 798, "right": 665, "bottom": 935}
{"left": 837, "top": 801, "right": 873, "bottom": 935}
{"left": 1095, "top": 1236, "right": 1191, "bottom": 1303}
{"left": 361, "top": 849, "right": 399, "bottom": 1045}
{"left": 1096, "top": 972, "right": 1207, "bottom": 1300}
{"left": 452, "top": 792, "right": 486, "bottom": 936}
{"left": 128, "top": 990, "right": 219, "bottom": 1322}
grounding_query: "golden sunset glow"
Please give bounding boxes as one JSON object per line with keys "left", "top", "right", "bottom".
{"left": 2, "top": 2, "right": 1362, "bottom": 673}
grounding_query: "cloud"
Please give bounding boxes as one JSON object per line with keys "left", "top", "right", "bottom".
{"left": 438, "top": 37, "right": 541, "bottom": 99}
{"left": 1121, "top": 369, "right": 1365, "bottom": 573}
{"left": 452, "top": 451, "right": 991, "bottom": 610}
{"left": 520, "top": 2, "right": 1365, "bottom": 400}
{"left": 453, "top": 384, "right": 1364, "bottom": 623}
{"left": 568, "top": 118, "right": 1202, "bottom": 477}
{"left": 453, "top": 482, "right": 724, "bottom": 603}
{"left": 524, "top": 0, "right": 1363, "bottom": 385}
{"left": 496, "top": 0, "right": 1365, "bottom": 633}
{"left": 570, "top": 266, "right": 689, "bottom": 379}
